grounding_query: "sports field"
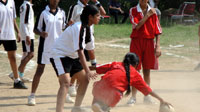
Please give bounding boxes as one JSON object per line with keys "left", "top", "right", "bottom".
{"left": 0, "top": 23, "right": 200, "bottom": 112}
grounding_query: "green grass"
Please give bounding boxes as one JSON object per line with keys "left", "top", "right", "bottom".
{"left": 94, "top": 22, "right": 200, "bottom": 48}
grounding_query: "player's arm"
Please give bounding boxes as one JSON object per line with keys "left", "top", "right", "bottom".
{"left": 14, "top": 19, "right": 21, "bottom": 43}
{"left": 92, "top": 0, "right": 106, "bottom": 16}
{"left": 78, "top": 49, "right": 97, "bottom": 80}
{"left": 134, "top": 8, "right": 156, "bottom": 30}
{"left": 33, "top": 13, "right": 48, "bottom": 38}
{"left": 155, "top": 35, "right": 161, "bottom": 57}
{"left": 23, "top": 4, "right": 31, "bottom": 45}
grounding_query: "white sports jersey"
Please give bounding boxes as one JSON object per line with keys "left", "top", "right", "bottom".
{"left": 20, "top": 1, "right": 35, "bottom": 40}
{"left": 67, "top": 0, "right": 95, "bottom": 41}
{"left": 51, "top": 22, "right": 95, "bottom": 59}
{"left": 35, "top": 5, "right": 66, "bottom": 53}
{"left": 0, "top": 0, "right": 16, "bottom": 40}
{"left": 67, "top": 0, "right": 84, "bottom": 23}
{"left": 149, "top": 0, "right": 155, "bottom": 8}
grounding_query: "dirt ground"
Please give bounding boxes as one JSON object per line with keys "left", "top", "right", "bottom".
{"left": 0, "top": 39, "right": 200, "bottom": 112}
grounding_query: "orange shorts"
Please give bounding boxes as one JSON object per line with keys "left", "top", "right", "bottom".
{"left": 92, "top": 80, "right": 122, "bottom": 107}
{"left": 130, "top": 38, "right": 158, "bottom": 70}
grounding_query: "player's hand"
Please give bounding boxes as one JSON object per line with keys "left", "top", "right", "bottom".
{"left": 26, "top": 36, "right": 31, "bottom": 45}
{"left": 86, "top": 71, "right": 97, "bottom": 80}
{"left": 147, "top": 8, "right": 156, "bottom": 17}
{"left": 41, "top": 31, "right": 48, "bottom": 38}
{"left": 155, "top": 45, "right": 161, "bottom": 57}
{"left": 17, "top": 33, "right": 21, "bottom": 43}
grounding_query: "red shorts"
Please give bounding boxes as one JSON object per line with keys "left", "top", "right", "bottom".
{"left": 130, "top": 38, "right": 158, "bottom": 70}
{"left": 92, "top": 80, "right": 122, "bottom": 107}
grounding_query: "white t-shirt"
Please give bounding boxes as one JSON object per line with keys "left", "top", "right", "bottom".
{"left": 0, "top": 0, "right": 16, "bottom": 40}
{"left": 35, "top": 5, "right": 66, "bottom": 53}
{"left": 149, "top": 0, "right": 155, "bottom": 8}
{"left": 20, "top": 1, "right": 35, "bottom": 40}
{"left": 51, "top": 22, "right": 95, "bottom": 59}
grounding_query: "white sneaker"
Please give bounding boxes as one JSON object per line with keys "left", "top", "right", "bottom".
{"left": 66, "top": 94, "right": 75, "bottom": 103}
{"left": 71, "top": 107, "right": 91, "bottom": 112}
{"left": 68, "top": 85, "right": 77, "bottom": 97}
{"left": 21, "top": 77, "right": 33, "bottom": 83}
{"left": 8, "top": 73, "right": 14, "bottom": 80}
{"left": 92, "top": 103, "right": 104, "bottom": 112}
{"left": 127, "top": 97, "right": 136, "bottom": 106}
{"left": 143, "top": 95, "right": 156, "bottom": 104}
{"left": 28, "top": 95, "right": 36, "bottom": 106}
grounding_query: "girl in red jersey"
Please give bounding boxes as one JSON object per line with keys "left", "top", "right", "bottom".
{"left": 90, "top": 52, "right": 170, "bottom": 112}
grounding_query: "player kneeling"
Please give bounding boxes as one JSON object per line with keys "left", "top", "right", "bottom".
{"left": 90, "top": 52, "right": 173, "bottom": 112}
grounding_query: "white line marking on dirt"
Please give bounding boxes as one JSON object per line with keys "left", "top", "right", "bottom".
{"left": 0, "top": 51, "right": 36, "bottom": 76}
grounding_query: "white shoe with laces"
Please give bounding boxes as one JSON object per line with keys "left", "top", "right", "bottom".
{"left": 68, "top": 85, "right": 77, "bottom": 97}
{"left": 143, "top": 95, "right": 156, "bottom": 104}
{"left": 8, "top": 73, "right": 14, "bottom": 80}
{"left": 127, "top": 97, "right": 136, "bottom": 106}
{"left": 28, "top": 95, "right": 36, "bottom": 106}
{"left": 66, "top": 94, "right": 75, "bottom": 103}
{"left": 92, "top": 103, "right": 104, "bottom": 112}
{"left": 21, "top": 77, "right": 33, "bottom": 83}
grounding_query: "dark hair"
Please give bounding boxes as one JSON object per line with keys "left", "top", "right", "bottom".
{"left": 80, "top": 5, "right": 99, "bottom": 25}
{"left": 123, "top": 52, "right": 139, "bottom": 96}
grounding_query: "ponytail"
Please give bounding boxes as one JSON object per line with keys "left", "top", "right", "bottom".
{"left": 123, "top": 52, "right": 139, "bottom": 96}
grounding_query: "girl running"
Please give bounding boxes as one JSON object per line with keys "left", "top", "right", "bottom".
{"left": 90, "top": 52, "right": 171, "bottom": 112}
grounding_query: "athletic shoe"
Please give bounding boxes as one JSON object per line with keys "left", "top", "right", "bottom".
{"left": 8, "top": 73, "right": 14, "bottom": 80}
{"left": 71, "top": 107, "right": 91, "bottom": 112}
{"left": 14, "top": 81, "right": 28, "bottom": 89}
{"left": 21, "top": 77, "right": 33, "bottom": 83}
{"left": 66, "top": 94, "right": 75, "bottom": 103}
{"left": 92, "top": 103, "right": 104, "bottom": 112}
{"left": 68, "top": 85, "right": 77, "bottom": 97}
{"left": 28, "top": 95, "right": 36, "bottom": 106}
{"left": 9, "top": 72, "right": 32, "bottom": 83}
{"left": 127, "top": 97, "right": 136, "bottom": 106}
{"left": 143, "top": 95, "right": 156, "bottom": 104}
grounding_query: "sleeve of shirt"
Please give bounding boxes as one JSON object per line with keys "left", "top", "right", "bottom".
{"left": 73, "top": 25, "right": 82, "bottom": 51}
{"left": 62, "top": 10, "right": 66, "bottom": 29}
{"left": 13, "top": 0, "right": 17, "bottom": 18}
{"left": 85, "top": 26, "right": 95, "bottom": 50}
{"left": 154, "top": 14, "right": 162, "bottom": 35}
{"left": 96, "top": 62, "right": 112, "bottom": 74}
{"left": 34, "top": 12, "right": 44, "bottom": 32}
{"left": 71, "top": 7, "right": 81, "bottom": 22}
{"left": 67, "top": 5, "right": 75, "bottom": 24}
{"left": 129, "top": 8, "right": 138, "bottom": 29}
{"left": 131, "top": 71, "right": 152, "bottom": 96}
{"left": 22, "top": 4, "right": 30, "bottom": 37}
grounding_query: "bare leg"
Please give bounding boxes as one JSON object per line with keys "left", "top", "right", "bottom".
{"left": 143, "top": 69, "right": 150, "bottom": 85}
{"left": 73, "top": 70, "right": 89, "bottom": 106}
{"left": 7, "top": 51, "right": 19, "bottom": 79}
{"left": 56, "top": 73, "right": 71, "bottom": 112}
{"left": 18, "top": 52, "right": 34, "bottom": 73}
{"left": 31, "top": 64, "right": 45, "bottom": 93}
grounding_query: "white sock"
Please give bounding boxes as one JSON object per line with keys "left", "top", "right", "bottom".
{"left": 14, "top": 78, "right": 21, "bottom": 83}
{"left": 30, "top": 93, "right": 35, "bottom": 97}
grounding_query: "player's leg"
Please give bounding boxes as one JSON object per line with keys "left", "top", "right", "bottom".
{"left": 28, "top": 64, "right": 45, "bottom": 106}
{"left": 18, "top": 39, "right": 34, "bottom": 75}
{"left": 5, "top": 40, "right": 27, "bottom": 89}
{"left": 56, "top": 73, "right": 71, "bottom": 112}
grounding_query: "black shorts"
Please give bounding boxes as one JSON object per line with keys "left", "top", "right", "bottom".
{"left": 50, "top": 56, "right": 83, "bottom": 77}
{"left": 22, "top": 39, "right": 34, "bottom": 52}
{"left": 0, "top": 40, "right": 17, "bottom": 51}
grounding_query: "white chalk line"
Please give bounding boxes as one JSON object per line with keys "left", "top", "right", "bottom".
{"left": 95, "top": 43, "right": 199, "bottom": 65}
{"left": 0, "top": 51, "right": 36, "bottom": 77}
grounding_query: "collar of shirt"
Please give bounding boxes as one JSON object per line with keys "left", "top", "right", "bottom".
{"left": 77, "top": 0, "right": 86, "bottom": 8}
{"left": 136, "top": 3, "right": 151, "bottom": 16}
{"left": 24, "top": 1, "right": 33, "bottom": 6}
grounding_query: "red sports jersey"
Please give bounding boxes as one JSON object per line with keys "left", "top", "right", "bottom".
{"left": 129, "top": 5, "right": 162, "bottom": 39}
{"left": 96, "top": 62, "right": 152, "bottom": 96}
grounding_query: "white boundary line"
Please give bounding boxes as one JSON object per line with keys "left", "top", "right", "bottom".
{"left": 0, "top": 51, "right": 36, "bottom": 77}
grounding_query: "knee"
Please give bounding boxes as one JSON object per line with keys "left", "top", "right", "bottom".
{"left": 35, "top": 65, "right": 45, "bottom": 76}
